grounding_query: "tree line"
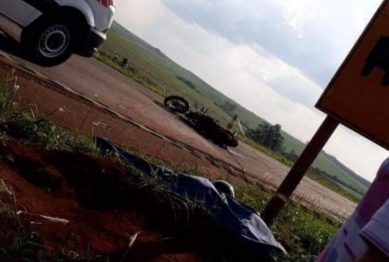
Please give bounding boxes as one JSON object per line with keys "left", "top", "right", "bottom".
{"left": 215, "top": 99, "right": 363, "bottom": 198}
{"left": 247, "top": 123, "right": 285, "bottom": 152}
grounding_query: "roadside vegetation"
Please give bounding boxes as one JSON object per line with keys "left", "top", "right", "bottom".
{"left": 95, "top": 48, "right": 362, "bottom": 204}
{"left": 0, "top": 75, "right": 339, "bottom": 261}
{"left": 96, "top": 22, "right": 371, "bottom": 199}
{"left": 243, "top": 123, "right": 362, "bottom": 203}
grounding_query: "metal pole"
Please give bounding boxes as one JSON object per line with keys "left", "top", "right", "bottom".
{"left": 262, "top": 116, "right": 339, "bottom": 226}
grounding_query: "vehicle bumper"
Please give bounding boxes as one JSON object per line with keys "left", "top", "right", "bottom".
{"left": 78, "top": 29, "right": 106, "bottom": 57}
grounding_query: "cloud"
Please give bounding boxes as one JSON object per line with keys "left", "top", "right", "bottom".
{"left": 115, "top": 0, "right": 388, "bottom": 181}
{"left": 162, "top": 0, "right": 382, "bottom": 87}
{"left": 114, "top": 0, "right": 161, "bottom": 33}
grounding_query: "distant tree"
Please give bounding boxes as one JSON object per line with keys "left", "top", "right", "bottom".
{"left": 247, "top": 123, "right": 284, "bottom": 152}
{"left": 98, "top": 50, "right": 108, "bottom": 57}
{"left": 309, "top": 167, "right": 364, "bottom": 196}
{"left": 283, "top": 149, "right": 299, "bottom": 162}
{"left": 112, "top": 55, "right": 119, "bottom": 63}
{"left": 177, "top": 76, "right": 196, "bottom": 90}
{"left": 120, "top": 57, "right": 129, "bottom": 68}
{"left": 218, "top": 100, "right": 237, "bottom": 115}
{"left": 128, "top": 66, "right": 137, "bottom": 75}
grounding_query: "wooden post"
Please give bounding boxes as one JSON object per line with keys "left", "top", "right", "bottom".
{"left": 262, "top": 116, "right": 339, "bottom": 226}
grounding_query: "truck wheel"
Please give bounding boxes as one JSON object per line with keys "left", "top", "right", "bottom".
{"left": 21, "top": 16, "right": 79, "bottom": 66}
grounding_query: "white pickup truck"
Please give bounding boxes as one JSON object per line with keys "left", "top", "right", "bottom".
{"left": 0, "top": 0, "right": 116, "bottom": 66}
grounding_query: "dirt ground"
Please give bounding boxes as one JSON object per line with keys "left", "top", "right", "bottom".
{"left": 0, "top": 42, "right": 356, "bottom": 220}
{"left": 1, "top": 136, "right": 246, "bottom": 261}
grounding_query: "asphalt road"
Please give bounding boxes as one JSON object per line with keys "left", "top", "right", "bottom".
{"left": 0, "top": 34, "right": 357, "bottom": 219}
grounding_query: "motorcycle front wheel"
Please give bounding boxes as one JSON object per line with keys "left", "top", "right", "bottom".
{"left": 164, "top": 96, "right": 190, "bottom": 114}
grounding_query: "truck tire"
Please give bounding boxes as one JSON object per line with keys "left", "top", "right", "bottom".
{"left": 21, "top": 16, "right": 79, "bottom": 66}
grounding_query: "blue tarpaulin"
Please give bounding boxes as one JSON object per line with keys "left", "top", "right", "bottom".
{"left": 95, "top": 137, "right": 286, "bottom": 256}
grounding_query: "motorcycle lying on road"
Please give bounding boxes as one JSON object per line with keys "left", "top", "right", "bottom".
{"left": 164, "top": 95, "right": 239, "bottom": 148}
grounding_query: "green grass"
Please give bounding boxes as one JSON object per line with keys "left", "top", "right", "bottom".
{"left": 98, "top": 21, "right": 371, "bottom": 198}
{"left": 238, "top": 135, "right": 361, "bottom": 203}
{"left": 96, "top": 48, "right": 362, "bottom": 203}
{"left": 306, "top": 172, "right": 361, "bottom": 203}
{"left": 0, "top": 75, "right": 209, "bottom": 262}
{"left": 0, "top": 76, "right": 102, "bottom": 262}
{"left": 0, "top": 75, "right": 340, "bottom": 262}
{"left": 99, "top": 25, "right": 256, "bottom": 127}
{"left": 95, "top": 50, "right": 363, "bottom": 203}
{"left": 236, "top": 185, "right": 337, "bottom": 262}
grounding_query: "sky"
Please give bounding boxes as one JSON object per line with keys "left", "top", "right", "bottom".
{"left": 115, "top": 0, "right": 387, "bottom": 182}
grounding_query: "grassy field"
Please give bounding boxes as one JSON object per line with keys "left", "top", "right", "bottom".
{"left": 97, "top": 21, "right": 370, "bottom": 199}
{"left": 0, "top": 76, "right": 339, "bottom": 262}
